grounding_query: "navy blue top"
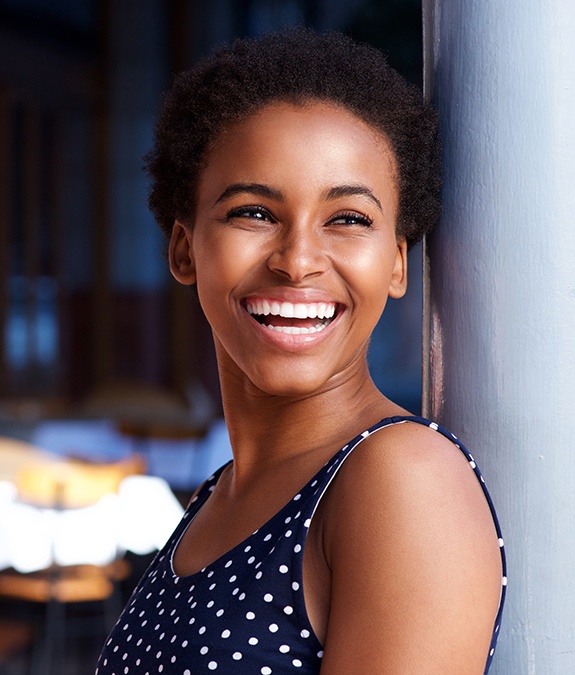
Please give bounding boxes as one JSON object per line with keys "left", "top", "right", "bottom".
{"left": 96, "top": 416, "right": 506, "bottom": 674}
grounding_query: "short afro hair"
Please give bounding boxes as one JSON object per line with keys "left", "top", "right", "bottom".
{"left": 145, "top": 27, "right": 440, "bottom": 248}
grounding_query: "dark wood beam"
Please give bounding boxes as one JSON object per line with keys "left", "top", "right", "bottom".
{"left": 0, "top": 28, "right": 98, "bottom": 110}
{"left": 0, "top": 87, "right": 12, "bottom": 395}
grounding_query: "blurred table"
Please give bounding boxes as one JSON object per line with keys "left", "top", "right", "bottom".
{"left": 0, "top": 442, "right": 184, "bottom": 573}
{"left": 0, "top": 414, "right": 233, "bottom": 574}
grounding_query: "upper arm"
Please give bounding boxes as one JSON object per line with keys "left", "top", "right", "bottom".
{"left": 319, "top": 423, "right": 502, "bottom": 675}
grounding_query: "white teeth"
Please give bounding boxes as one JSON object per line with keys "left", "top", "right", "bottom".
{"left": 247, "top": 300, "right": 336, "bottom": 320}
{"left": 263, "top": 323, "right": 328, "bottom": 335}
{"left": 317, "top": 303, "right": 335, "bottom": 319}
{"left": 280, "top": 301, "right": 294, "bottom": 318}
{"left": 293, "top": 303, "right": 307, "bottom": 319}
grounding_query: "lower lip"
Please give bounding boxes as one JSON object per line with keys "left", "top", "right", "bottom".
{"left": 244, "top": 310, "right": 341, "bottom": 351}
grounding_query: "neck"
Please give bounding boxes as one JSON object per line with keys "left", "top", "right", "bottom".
{"left": 217, "top": 357, "right": 403, "bottom": 484}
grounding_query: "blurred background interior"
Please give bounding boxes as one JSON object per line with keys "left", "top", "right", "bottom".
{"left": 0, "top": 0, "right": 422, "bottom": 672}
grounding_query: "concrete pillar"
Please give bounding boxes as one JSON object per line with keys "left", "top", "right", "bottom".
{"left": 422, "top": 2, "right": 575, "bottom": 673}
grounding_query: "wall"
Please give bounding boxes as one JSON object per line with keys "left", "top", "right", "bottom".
{"left": 422, "top": 1, "right": 575, "bottom": 672}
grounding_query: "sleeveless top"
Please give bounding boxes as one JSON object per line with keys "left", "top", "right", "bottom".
{"left": 96, "top": 416, "right": 506, "bottom": 674}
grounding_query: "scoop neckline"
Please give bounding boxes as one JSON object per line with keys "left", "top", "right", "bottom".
{"left": 167, "top": 482, "right": 305, "bottom": 582}
{"left": 168, "top": 415, "right": 423, "bottom": 581}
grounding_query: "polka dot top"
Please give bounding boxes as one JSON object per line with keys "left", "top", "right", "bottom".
{"left": 96, "top": 416, "right": 506, "bottom": 675}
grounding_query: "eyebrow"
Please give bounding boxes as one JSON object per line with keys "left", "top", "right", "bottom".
{"left": 214, "top": 183, "right": 284, "bottom": 206}
{"left": 322, "top": 185, "right": 383, "bottom": 213}
{"left": 213, "top": 182, "right": 383, "bottom": 213}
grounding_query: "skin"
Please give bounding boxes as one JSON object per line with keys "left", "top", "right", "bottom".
{"left": 169, "top": 101, "right": 502, "bottom": 673}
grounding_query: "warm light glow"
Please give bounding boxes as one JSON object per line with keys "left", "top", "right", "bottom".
{"left": 0, "top": 476, "right": 183, "bottom": 573}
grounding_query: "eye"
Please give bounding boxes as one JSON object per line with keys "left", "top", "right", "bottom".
{"left": 327, "top": 211, "right": 373, "bottom": 227}
{"left": 225, "top": 205, "right": 275, "bottom": 223}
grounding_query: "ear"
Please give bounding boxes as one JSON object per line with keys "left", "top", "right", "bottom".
{"left": 169, "top": 220, "right": 196, "bottom": 285}
{"left": 388, "top": 236, "right": 408, "bottom": 299}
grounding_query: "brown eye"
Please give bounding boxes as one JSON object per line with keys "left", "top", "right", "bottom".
{"left": 328, "top": 211, "right": 373, "bottom": 227}
{"left": 227, "top": 206, "right": 275, "bottom": 222}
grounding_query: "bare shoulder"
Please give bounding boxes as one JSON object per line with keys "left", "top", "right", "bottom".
{"left": 324, "top": 419, "right": 497, "bottom": 533}
{"left": 326, "top": 419, "right": 496, "bottom": 526}
{"left": 318, "top": 420, "right": 503, "bottom": 674}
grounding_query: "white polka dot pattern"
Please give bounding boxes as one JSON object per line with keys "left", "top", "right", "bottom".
{"left": 96, "top": 416, "right": 505, "bottom": 674}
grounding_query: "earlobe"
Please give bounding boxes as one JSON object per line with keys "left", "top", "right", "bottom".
{"left": 388, "top": 237, "right": 408, "bottom": 299}
{"left": 169, "top": 220, "right": 196, "bottom": 285}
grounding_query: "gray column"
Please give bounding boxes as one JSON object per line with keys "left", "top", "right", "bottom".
{"left": 422, "top": 1, "right": 575, "bottom": 673}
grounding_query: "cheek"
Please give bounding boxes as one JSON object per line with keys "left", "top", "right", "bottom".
{"left": 193, "top": 232, "right": 260, "bottom": 320}
{"left": 340, "top": 241, "right": 398, "bottom": 294}
{"left": 339, "top": 246, "right": 400, "bottom": 335}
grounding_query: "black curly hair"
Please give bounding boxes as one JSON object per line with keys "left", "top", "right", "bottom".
{"left": 145, "top": 27, "right": 440, "bottom": 248}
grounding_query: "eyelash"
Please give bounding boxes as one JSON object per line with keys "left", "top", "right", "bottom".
{"left": 328, "top": 211, "right": 374, "bottom": 228}
{"left": 226, "top": 205, "right": 275, "bottom": 222}
{"left": 225, "top": 205, "right": 373, "bottom": 228}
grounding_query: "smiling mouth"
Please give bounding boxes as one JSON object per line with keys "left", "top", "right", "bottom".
{"left": 245, "top": 299, "right": 338, "bottom": 335}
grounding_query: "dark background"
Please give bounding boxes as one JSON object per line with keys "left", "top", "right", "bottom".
{"left": 0, "top": 0, "right": 424, "bottom": 425}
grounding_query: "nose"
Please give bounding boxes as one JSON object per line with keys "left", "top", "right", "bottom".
{"left": 266, "top": 222, "right": 328, "bottom": 282}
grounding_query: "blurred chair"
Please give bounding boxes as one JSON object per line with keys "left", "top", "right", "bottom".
{"left": 0, "top": 617, "right": 33, "bottom": 665}
{"left": 78, "top": 379, "right": 191, "bottom": 424}
{"left": 77, "top": 380, "right": 211, "bottom": 493}
{"left": 0, "top": 448, "right": 145, "bottom": 675}
{"left": 80, "top": 380, "right": 207, "bottom": 438}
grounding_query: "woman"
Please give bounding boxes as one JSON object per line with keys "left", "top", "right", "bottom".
{"left": 97, "top": 28, "right": 505, "bottom": 674}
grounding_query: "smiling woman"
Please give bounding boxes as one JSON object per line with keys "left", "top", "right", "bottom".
{"left": 96, "top": 28, "right": 505, "bottom": 675}
{"left": 168, "top": 101, "right": 406, "bottom": 399}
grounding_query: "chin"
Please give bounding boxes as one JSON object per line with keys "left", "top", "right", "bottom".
{"left": 245, "top": 369, "right": 334, "bottom": 400}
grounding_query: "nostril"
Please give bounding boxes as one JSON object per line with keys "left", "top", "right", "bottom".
{"left": 266, "top": 241, "right": 328, "bottom": 281}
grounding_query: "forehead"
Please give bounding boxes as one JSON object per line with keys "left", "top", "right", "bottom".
{"left": 214, "top": 100, "right": 394, "bottom": 162}
{"left": 197, "top": 100, "right": 398, "bottom": 206}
